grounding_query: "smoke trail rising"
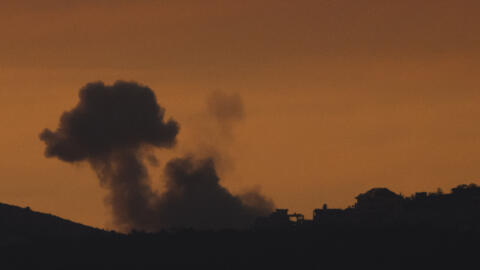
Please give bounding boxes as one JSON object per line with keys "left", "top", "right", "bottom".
{"left": 40, "top": 81, "right": 273, "bottom": 231}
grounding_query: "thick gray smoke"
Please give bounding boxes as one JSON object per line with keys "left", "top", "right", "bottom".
{"left": 40, "top": 81, "right": 273, "bottom": 231}
{"left": 159, "top": 156, "right": 273, "bottom": 229}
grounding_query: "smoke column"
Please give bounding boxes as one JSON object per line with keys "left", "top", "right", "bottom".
{"left": 40, "top": 81, "right": 273, "bottom": 231}
{"left": 191, "top": 90, "right": 246, "bottom": 173}
{"left": 206, "top": 90, "right": 244, "bottom": 138}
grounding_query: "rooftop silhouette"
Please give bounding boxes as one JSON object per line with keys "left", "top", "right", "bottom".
{"left": 256, "top": 183, "right": 480, "bottom": 230}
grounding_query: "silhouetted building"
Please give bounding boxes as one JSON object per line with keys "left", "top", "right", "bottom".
{"left": 258, "top": 184, "right": 480, "bottom": 231}
{"left": 313, "top": 204, "right": 344, "bottom": 225}
{"left": 355, "top": 188, "right": 404, "bottom": 210}
{"left": 255, "top": 209, "right": 291, "bottom": 230}
{"left": 254, "top": 209, "right": 307, "bottom": 230}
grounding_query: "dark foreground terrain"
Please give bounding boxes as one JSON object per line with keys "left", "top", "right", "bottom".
{"left": 3, "top": 227, "right": 479, "bottom": 269}
{"left": 2, "top": 184, "right": 480, "bottom": 269}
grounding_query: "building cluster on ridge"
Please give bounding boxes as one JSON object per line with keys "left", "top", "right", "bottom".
{"left": 255, "top": 184, "right": 480, "bottom": 230}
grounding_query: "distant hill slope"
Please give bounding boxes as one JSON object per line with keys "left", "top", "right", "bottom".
{"left": 0, "top": 202, "right": 112, "bottom": 246}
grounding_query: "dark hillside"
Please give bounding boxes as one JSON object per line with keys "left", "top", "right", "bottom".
{"left": 0, "top": 202, "right": 112, "bottom": 247}
{"left": 1, "top": 184, "right": 480, "bottom": 269}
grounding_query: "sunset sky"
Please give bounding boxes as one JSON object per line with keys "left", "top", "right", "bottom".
{"left": 1, "top": 0, "right": 480, "bottom": 229}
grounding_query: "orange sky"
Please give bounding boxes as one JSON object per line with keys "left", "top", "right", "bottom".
{"left": 1, "top": 0, "right": 480, "bottom": 229}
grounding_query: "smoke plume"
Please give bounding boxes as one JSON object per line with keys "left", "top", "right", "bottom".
{"left": 40, "top": 81, "right": 273, "bottom": 231}
{"left": 189, "top": 90, "right": 246, "bottom": 173}
{"left": 206, "top": 90, "right": 245, "bottom": 137}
